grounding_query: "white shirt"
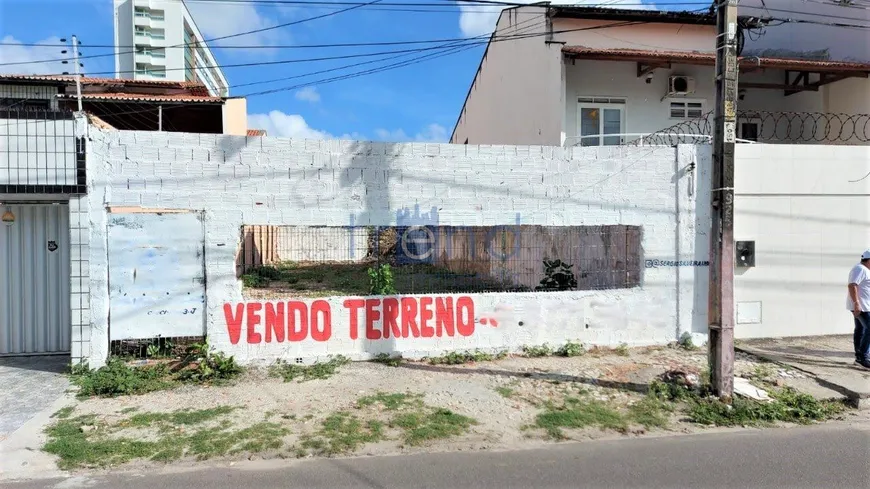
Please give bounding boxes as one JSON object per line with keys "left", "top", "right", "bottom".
{"left": 846, "top": 264, "right": 870, "bottom": 311}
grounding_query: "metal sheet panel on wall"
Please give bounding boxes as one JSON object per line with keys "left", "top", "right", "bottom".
{"left": 0, "top": 204, "right": 71, "bottom": 355}
{"left": 107, "top": 212, "right": 206, "bottom": 341}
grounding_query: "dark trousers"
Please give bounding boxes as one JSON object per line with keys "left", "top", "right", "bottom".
{"left": 854, "top": 312, "right": 870, "bottom": 361}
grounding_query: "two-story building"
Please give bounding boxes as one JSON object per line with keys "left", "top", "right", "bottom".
{"left": 450, "top": 4, "right": 870, "bottom": 146}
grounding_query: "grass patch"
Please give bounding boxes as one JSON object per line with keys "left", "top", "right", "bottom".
{"left": 299, "top": 412, "right": 385, "bottom": 456}
{"left": 534, "top": 397, "right": 627, "bottom": 439}
{"left": 269, "top": 355, "right": 350, "bottom": 382}
{"left": 52, "top": 406, "right": 75, "bottom": 419}
{"left": 427, "top": 349, "right": 508, "bottom": 365}
{"left": 372, "top": 353, "right": 403, "bottom": 367}
{"left": 43, "top": 409, "right": 287, "bottom": 469}
{"left": 687, "top": 387, "right": 845, "bottom": 427}
{"left": 357, "top": 392, "right": 421, "bottom": 410}
{"left": 391, "top": 408, "right": 476, "bottom": 446}
{"left": 125, "top": 406, "right": 236, "bottom": 428}
{"left": 522, "top": 344, "right": 553, "bottom": 358}
{"left": 70, "top": 359, "right": 175, "bottom": 398}
{"left": 494, "top": 386, "right": 515, "bottom": 398}
{"left": 627, "top": 397, "right": 672, "bottom": 429}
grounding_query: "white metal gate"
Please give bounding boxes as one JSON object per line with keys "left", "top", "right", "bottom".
{"left": 107, "top": 211, "right": 206, "bottom": 341}
{"left": 0, "top": 203, "right": 71, "bottom": 355}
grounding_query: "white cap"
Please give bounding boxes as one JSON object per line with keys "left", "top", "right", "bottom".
{"left": 862, "top": 250, "right": 870, "bottom": 260}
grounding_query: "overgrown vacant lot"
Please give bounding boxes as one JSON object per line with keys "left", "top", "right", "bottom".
{"left": 240, "top": 262, "right": 525, "bottom": 298}
{"left": 50, "top": 345, "right": 857, "bottom": 472}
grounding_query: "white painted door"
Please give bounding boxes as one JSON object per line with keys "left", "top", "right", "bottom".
{"left": 107, "top": 212, "right": 206, "bottom": 341}
{"left": 0, "top": 204, "right": 71, "bottom": 355}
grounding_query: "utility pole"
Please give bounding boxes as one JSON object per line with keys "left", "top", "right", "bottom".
{"left": 709, "top": 0, "right": 739, "bottom": 400}
{"left": 72, "top": 35, "right": 83, "bottom": 112}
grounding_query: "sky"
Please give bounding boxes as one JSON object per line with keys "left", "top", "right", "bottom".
{"left": 0, "top": 0, "right": 665, "bottom": 142}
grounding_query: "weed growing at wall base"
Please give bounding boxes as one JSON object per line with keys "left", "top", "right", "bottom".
{"left": 426, "top": 349, "right": 508, "bottom": 365}
{"left": 269, "top": 355, "right": 350, "bottom": 382}
{"left": 71, "top": 345, "right": 244, "bottom": 398}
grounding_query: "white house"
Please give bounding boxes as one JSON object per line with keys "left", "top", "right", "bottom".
{"left": 449, "top": 5, "right": 870, "bottom": 147}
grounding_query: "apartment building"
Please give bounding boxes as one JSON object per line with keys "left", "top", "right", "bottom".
{"left": 113, "top": 0, "right": 229, "bottom": 96}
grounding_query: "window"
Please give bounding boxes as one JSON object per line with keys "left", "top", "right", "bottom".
{"left": 135, "top": 26, "right": 148, "bottom": 35}
{"left": 134, "top": 6, "right": 149, "bottom": 17}
{"left": 738, "top": 121, "right": 760, "bottom": 142}
{"left": 150, "top": 9, "right": 165, "bottom": 20}
{"left": 152, "top": 48, "right": 165, "bottom": 58}
{"left": 669, "top": 100, "right": 705, "bottom": 119}
{"left": 151, "top": 29, "right": 165, "bottom": 40}
{"left": 577, "top": 97, "right": 626, "bottom": 147}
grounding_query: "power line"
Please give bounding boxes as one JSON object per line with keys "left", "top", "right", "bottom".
{"left": 35, "top": 21, "right": 639, "bottom": 77}
{"left": 231, "top": 16, "right": 544, "bottom": 88}
{"left": 241, "top": 20, "right": 648, "bottom": 97}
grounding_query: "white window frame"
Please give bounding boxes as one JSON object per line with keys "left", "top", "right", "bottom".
{"left": 667, "top": 98, "right": 706, "bottom": 120}
{"left": 577, "top": 97, "right": 627, "bottom": 147}
{"left": 134, "top": 6, "right": 149, "bottom": 17}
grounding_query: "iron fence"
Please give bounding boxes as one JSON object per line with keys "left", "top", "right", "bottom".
{"left": 628, "top": 110, "right": 870, "bottom": 146}
{"left": 0, "top": 108, "right": 85, "bottom": 194}
{"left": 237, "top": 224, "right": 643, "bottom": 297}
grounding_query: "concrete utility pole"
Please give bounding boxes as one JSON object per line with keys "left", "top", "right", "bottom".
{"left": 72, "top": 35, "right": 83, "bottom": 112}
{"left": 709, "top": 0, "right": 738, "bottom": 400}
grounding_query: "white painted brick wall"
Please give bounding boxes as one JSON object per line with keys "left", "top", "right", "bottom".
{"left": 83, "top": 130, "right": 710, "bottom": 367}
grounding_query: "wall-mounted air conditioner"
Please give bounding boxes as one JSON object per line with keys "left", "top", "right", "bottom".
{"left": 668, "top": 76, "right": 696, "bottom": 96}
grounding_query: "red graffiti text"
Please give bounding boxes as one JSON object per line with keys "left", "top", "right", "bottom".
{"left": 222, "top": 296, "right": 476, "bottom": 344}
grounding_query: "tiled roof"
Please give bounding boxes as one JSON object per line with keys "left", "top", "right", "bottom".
{"left": 57, "top": 93, "right": 223, "bottom": 103}
{"left": 247, "top": 129, "right": 267, "bottom": 136}
{"left": 0, "top": 74, "right": 210, "bottom": 91}
{"left": 550, "top": 6, "right": 717, "bottom": 25}
{"left": 561, "top": 46, "right": 870, "bottom": 72}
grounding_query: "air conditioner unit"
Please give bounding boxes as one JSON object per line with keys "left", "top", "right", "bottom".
{"left": 668, "top": 76, "right": 696, "bottom": 95}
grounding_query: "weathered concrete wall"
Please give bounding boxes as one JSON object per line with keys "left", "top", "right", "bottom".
{"left": 83, "top": 130, "right": 710, "bottom": 366}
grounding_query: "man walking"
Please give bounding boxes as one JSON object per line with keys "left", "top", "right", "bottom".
{"left": 847, "top": 250, "right": 870, "bottom": 368}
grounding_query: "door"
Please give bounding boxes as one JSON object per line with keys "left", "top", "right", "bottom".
{"left": 0, "top": 204, "right": 71, "bottom": 355}
{"left": 578, "top": 99, "right": 625, "bottom": 147}
{"left": 107, "top": 211, "right": 206, "bottom": 341}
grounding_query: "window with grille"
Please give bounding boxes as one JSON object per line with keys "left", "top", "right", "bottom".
{"left": 668, "top": 100, "right": 705, "bottom": 119}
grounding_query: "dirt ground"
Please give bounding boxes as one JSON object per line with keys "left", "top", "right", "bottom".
{"left": 60, "top": 345, "right": 863, "bottom": 473}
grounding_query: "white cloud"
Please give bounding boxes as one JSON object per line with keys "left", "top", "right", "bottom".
{"left": 0, "top": 36, "right": 69, "bottom": 75}
{"left": 294, "top": 86, "right": 321, "bottom": 103}
{"left": 458, "top": 1, "right": 657, "bottom": 37}
{"left": 247, "top": 110, "right": 362, "bottom": 140}
{"left": 187, "top": 3, "right": 285, "bottom": 47}
{"left": 375, "top": 123, "right": 449, "bottom": 143}
{"left": 248, "top": 111, "right": 333, "bottom": 139}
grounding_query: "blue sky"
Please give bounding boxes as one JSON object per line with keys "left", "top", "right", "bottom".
{"left": 0, "top": 0, "right": 660, "bottom": 141}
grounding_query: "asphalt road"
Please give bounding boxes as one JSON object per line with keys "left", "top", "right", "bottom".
{"left": 6, "top": 424, "right": 870, "bottom": 489}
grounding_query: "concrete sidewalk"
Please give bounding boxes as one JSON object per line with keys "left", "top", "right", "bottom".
{"left": 737, "top": 335, "right": 870, "bottom": 409}
{"left": 0, "top": 356, "right": 73, "bottom": 481}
